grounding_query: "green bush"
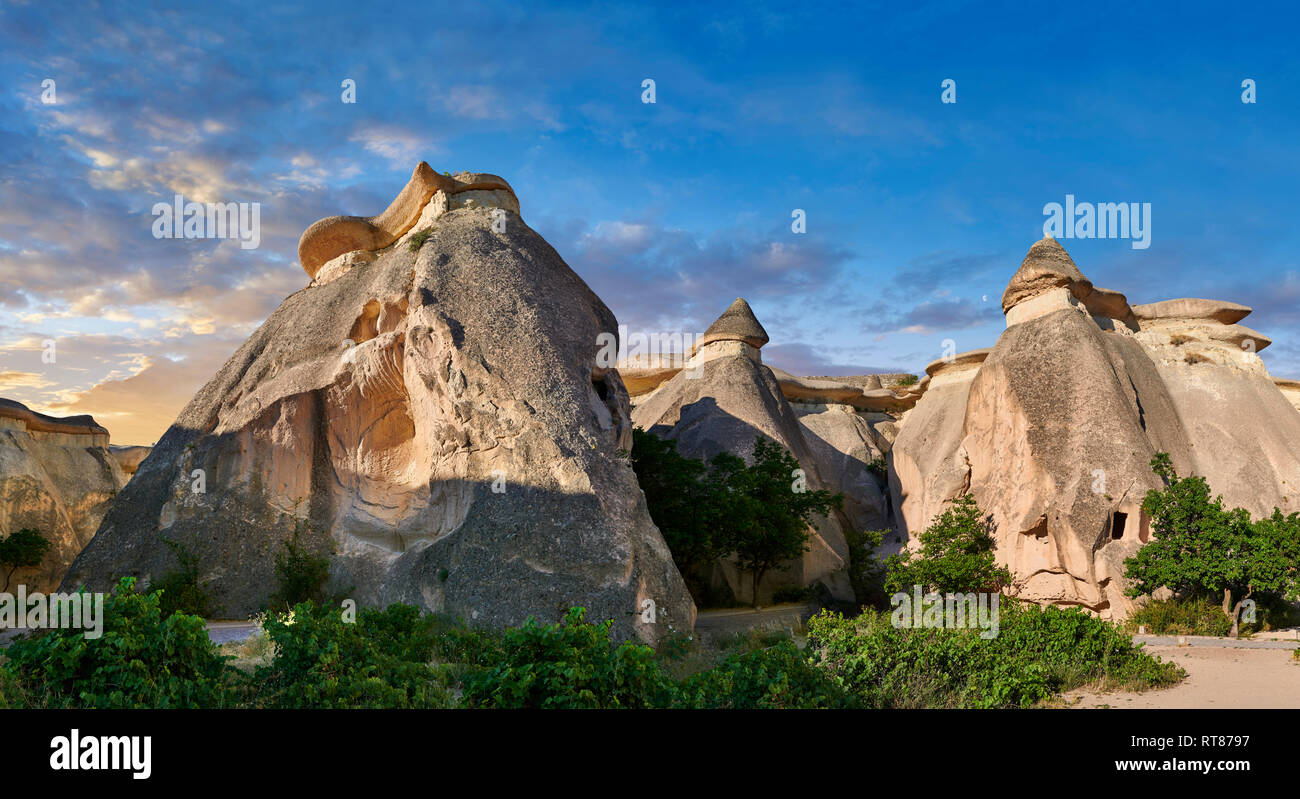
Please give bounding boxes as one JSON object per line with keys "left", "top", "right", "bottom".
{"left": 152, "top": 538, "right": 214, "bottom": 618}
{"left": 0, "top": 577, "right": 237, "bottom": 708}
{"left": 267, "top": 527, "right": 331, "bottom": 611}
{"left": 253, "top": 601, "right": 451, "bottom": 708}
{"left": 806, "top": 601, "right": 1182, "bottom": 709}
{"left": 885, "top": 494, "right": 1012, "bottom": 595}
{"left": 771, "top": 585, "right": 814, "bottom": 604}
{"left": 458, "top": 607, "right": 677, "bottom": 708}
{"left": 676, "top": 641, "right": 855, "bottom": 708}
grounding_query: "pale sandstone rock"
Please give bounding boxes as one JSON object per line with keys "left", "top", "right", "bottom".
{"left": 889, "top": 351, "right": 987, "bottom": 538}
{"left": 65, "top": 180, "right": 693, "bottom": 643}
{"left": 795, "top": 404, "right": 892, "bottom": 538}
{"left": 0, "top": 399, "right": 127, "bottom": 591}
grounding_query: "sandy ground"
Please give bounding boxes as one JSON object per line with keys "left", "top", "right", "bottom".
{"left": 1065, "top": 644, "right": 1300, "bottom": 708}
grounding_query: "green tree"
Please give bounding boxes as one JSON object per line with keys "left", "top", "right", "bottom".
{"left": 1125, "top": 453, "right": 1300, "bottom": 637}
{"left": 884, "top": 494, "right": 1012, "bottom": 595}
{"left": 630, "top": 428, "right": 733, "bottom": 594}
{"left": 722, "top": 437, "right": 841, "bottom": 607}
{"left": 632, "top": 431, "right": 842, "bottom": 607}
{"left": 0, "top": 528, "right": 51, "bottom": 592}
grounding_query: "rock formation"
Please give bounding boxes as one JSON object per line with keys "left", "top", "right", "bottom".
{"left": 63, "top": 165, "right": 694, "bottom": 643}
{"left": 889, "top": 237, "right": 1300, "bottom": 618}
{"left": 629, "top": 299, "right": 899, "bottom": 604}
{"left": 889, "top": 349, "right": 989, "bottom": 537}
{"left": 0, "top": 399, "right": 128, "bottom": 591}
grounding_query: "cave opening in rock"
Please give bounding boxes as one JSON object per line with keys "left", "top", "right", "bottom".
{"left": 1111, "top": 510, "right": 1128, "bottom": 540}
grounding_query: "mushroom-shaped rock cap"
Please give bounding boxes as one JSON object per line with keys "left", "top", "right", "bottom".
{"left": 1001, "top": 237, "right": 1093, "bottom": 313}
{"left": 1131, "top": 298, "right": 1252, "bottom": 325}
{"left": 698, "top": 297, "right": 770, "bottom": 349}
{"left": 297, "top": 163, "right": 520, "bottom": 280}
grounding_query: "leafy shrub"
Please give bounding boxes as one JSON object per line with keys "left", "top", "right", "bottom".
{"left": 152, "top": 538, "right": 214, "bottom": 618}
{"left": 408, "top": 227, "right": 434, "bottom": 252}
{"left": 895, "top": 374, "right": 919, "bottom": 386}
{"left": 459, "top": 607, "right": 677, "bottom": 708}
{"left": 253, "top": 601, "right": 450, "bottom": 708}
{"left": 885, "top": 494, "right": 1012, "bottom": 595}
{"left": 676, "top": 641, "right": 855, "bottom": 708}
{"left": 772, "top": 585, "right": 814, "bottom": 603}
{"left": 267, "top": 527, "right": 331, "bottom": 611}
{"left": 806, "top": 601, "right": 1182, "bottom": 709}
{"left": 0, "top": 577, "right": 237, "bottom": 708}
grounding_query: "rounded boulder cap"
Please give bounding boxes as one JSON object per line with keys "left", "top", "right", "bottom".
{"left": 698, "top": 297, "right": 770, "bottom": 349}
{"left": 1001, "top": 237, "right": 1093, "bottom": 313}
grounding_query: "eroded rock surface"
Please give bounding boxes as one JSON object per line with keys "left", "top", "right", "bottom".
{"left": 65, "top": 172, "right": 694, "bottom": 642}
{"left": 0, "top": 399, "right": 127, "bottom": 591}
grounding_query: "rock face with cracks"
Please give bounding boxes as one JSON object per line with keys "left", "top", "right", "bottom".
{"left": 0, "top": 399, "right": 127, "bottom": 591}
{"left": 64, "top": 171, "right": 694, "bottom": 643}
{"left": 889, "top": 237, "right": 1300, "bottom": 619}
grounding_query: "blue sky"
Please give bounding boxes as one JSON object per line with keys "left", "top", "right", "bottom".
{"left": 2, "top": 0, "right": 1298, "bottom": 443}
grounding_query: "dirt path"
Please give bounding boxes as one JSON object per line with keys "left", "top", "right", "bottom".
{"left": 1065, "top": 644, "right": 1300, "bottom": 708}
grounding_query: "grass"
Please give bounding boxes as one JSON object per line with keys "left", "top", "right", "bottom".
{"left": 408, "top": 227, "right": 434, "bottom": 252}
